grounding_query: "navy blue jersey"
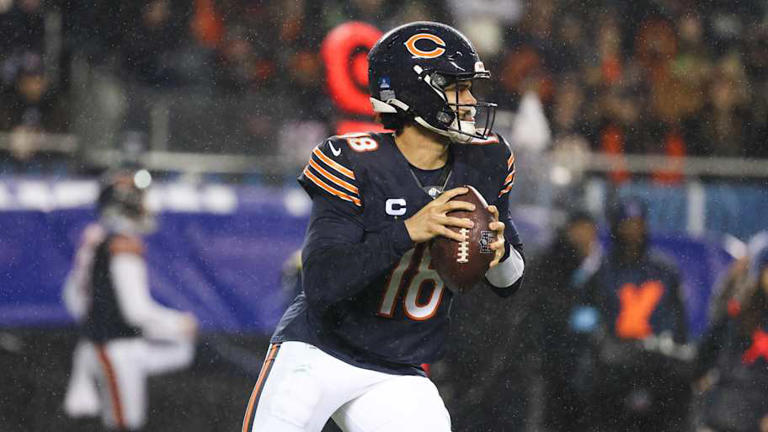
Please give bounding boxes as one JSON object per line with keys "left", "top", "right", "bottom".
{"left": 585, "top": 252, "right": 688, "bottom": 343}
{"left": 272, "top": 131, "right": 520, "bottom": 375}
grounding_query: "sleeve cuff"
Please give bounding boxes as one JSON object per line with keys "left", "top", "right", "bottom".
{"left": 485, "top": 245, "right": 524, "bottom": 288}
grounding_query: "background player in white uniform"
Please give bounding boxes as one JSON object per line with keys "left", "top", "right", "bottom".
{"left": 62, "top": 169, "right": 198, "bottom": 431}
{"left": 242, "top": 21, "right": 525, "bottom": 432}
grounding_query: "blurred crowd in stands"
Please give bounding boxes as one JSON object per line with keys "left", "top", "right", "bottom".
{"left": 0, "top": 0, "right": 767, "bottom": 173}
{"left": 437, "top": 200, "right": 768, "bottom": 432}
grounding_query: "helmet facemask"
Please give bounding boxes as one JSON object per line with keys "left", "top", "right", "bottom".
{"left": 412, "top": 67, "right": 497, "bottom": 144}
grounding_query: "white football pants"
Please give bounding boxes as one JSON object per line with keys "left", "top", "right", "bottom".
{"left": 242, "top": 341, "right": 451, "bottom": 432}
{"left": 63, "top": 338, "right": 194, "bottom": 430}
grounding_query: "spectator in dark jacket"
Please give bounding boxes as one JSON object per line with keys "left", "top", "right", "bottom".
{"left": 525, "top": 210, "right": 600, "bottom": 432}
{"left": 580, "top": 198, "right": 691, "bottom": 431}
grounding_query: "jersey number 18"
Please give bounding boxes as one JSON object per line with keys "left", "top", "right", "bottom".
{"left": 377, "top": 245, "right": 445, "bottom": 321}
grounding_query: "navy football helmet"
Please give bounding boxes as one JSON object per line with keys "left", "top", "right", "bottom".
{"left": 368, "top": 21, "right": 497, "bottom": 143}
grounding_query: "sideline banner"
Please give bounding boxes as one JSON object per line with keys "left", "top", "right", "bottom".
{"left": 0, "top": 184, "right": 309, "bottom": 332}
{"left": 0, "top": 182, "right": 732, "bottom": 336}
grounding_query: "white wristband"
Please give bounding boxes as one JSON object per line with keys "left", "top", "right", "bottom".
{"left": 485, "top": 246, "right": 524, "bottom": 288}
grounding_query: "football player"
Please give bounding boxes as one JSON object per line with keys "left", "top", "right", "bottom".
{"left": 62, "top": 169, "right": 198, "bottom": 431}
{"left": 242, "top": 21, "right": 525, "bottom": 432}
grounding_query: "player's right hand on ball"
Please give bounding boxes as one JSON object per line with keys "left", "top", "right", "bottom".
{"left": 404, "top": 187, "right": 475, "bottom": 243}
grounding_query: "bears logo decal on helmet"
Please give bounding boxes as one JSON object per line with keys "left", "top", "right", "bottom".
{"left": 404, "top": 33, "right": 446, "bottom": 59}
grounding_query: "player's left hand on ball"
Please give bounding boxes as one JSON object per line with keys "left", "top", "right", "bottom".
{"left": 487, "top": 205, "right": 506, "bottom": 268}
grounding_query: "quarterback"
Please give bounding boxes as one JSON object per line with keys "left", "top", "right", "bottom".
{"left": 242, "top": 21, "right": 525, "bottom": 432}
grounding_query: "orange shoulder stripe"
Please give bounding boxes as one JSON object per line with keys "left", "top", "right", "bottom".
{"left": 308, "top": 159, "right": 359, "bottom": 195}
{"left": 313, "top": 147, "right": 355, "bottom": 180}
{"left": 504, "top": 170, "right": 516, "bottom": 186}
{"left": 304, "top": 168, "right": 362, "bottom": 207}
{"left": 498, "top": 183, "right": 514, "bottom": 197}
{"left": 507, "top": 153, "right": 516, "bottom": 169}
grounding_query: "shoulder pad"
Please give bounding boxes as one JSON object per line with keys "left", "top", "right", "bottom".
{"left": 299, "top": 136, "right": 362, "bottom": 207}
{"left": 469, "top": 131, "right": 512, "bottom": 157}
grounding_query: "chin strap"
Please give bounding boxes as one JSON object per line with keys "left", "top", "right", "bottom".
{"left": 412, "top": 116, "right": 476, "bottom": 144}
